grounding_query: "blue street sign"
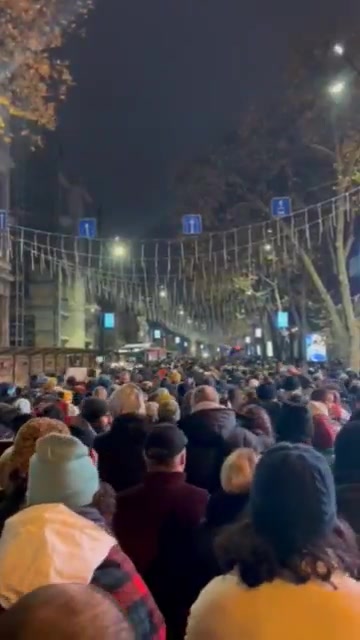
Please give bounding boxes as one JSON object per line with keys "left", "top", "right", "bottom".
{"left": 0, "top": 210, "right": 8, "bottom": 231}
{"left": 271, "top": 197, "right": 292, "bottom": 218}
{"left": 182, "top": 214, "right": 202, "bottom": 235}
{"left": 78, "top": 218, "right": 97, "bottom": 239}
{"left": 276, "top": 311, "right": 289, "bottom": 329}
{"left": 103, "top": 313, "right": 115, "bottom": 329}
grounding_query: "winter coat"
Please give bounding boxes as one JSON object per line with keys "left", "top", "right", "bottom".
{"left": 94, "top": 414, "right": 152, "bottom": 492}
{"left": 312, "top": 414, "right": 337, "bottom": 451}
{"left": 257, "top": 399, "right": 282, "bottom": 430}
{"left": 114, "top": 471, "right": 208, "bottom": 638}
{"left": 179, "top": 407, "right": 259, "bottom": 493}
{"left": 69, "top": 416, "right": 97, "bottom": 447}
{"left": 194, "top": 490, "right": 250, "bottom": 592}
{"left": 0, "top": 503, "right": 165, "bottom": 640}
{"left": 336, "top": 480, "right": 360, "bottom": 538}
{"left": 186, "top": 571, "right": 360, "bottom": 640}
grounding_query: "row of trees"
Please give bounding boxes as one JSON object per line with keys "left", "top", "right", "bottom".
{"left": 0, "top": 0, "right": 92, "bottom": 143}
{"left": 173, "top": 31, "right": 360, "bottom": 367}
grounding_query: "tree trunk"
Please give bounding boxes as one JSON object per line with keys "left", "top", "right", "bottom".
{"left": 349, "top": 322, "right": 360, "bottom": 371}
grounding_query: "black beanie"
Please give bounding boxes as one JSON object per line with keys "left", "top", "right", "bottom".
{"left": 276, "top": 400, "right": 314, "bottom": 444}
{"left": 256, "top": 383, "right": 276, "bottom": 402}
{"left": 250, "top": 443, "right": 336, "bottom": 558}
{"left": 334, "top": 421, "right": 360, "bottom": 482}
{"left": 81, "top": 398, "right": 108, "bottom": 422}
{"left": 282, "top": 376, "right": 300, "bottom": 392}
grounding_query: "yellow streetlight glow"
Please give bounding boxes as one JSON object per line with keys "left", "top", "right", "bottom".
{"left": 112, "top": 242, "right": 127, "bottom": 258}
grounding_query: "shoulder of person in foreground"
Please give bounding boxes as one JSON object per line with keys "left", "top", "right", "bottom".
{"left": 186, "top": 573, "right": 240, "bottom": 640}
{"left": 185, "top": 571, "right": 360, "bottom": 640}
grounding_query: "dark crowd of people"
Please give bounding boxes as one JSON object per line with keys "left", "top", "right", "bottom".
{"left": 0, "top": 361, "right": 359, "bottom": 638}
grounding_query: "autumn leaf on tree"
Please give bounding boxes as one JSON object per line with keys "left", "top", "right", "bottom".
{"left": 0, "top": 0, "right": 93, "bottom": 140}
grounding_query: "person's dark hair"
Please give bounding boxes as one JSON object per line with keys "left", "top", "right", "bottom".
{"left": 11, "top": 414, "right": 32, "bottom": 436}
{"left": 216, "top": 516, "right": 360, "bottom": 588}
{"left": 241, "top": 405, "right": 273, "bottom": 438}
{"left": 39, "top": 404, "right": 65, "bottom": 421}
{"left": 276, "top": 400, "right": 313, "bottom": 444}
{"left": 81, "top": 398, "right": 108, "bottom": 425}
{"left": 311, "top": 388, "right": 328, "bottom": 404}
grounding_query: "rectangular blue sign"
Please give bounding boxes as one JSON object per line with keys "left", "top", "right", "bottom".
{"left": 0, "top": 210, "right": 8, "bottom": 231}
{"left": 182, "top": 214, "right": 202, "bottom": 235}
{"left": 78, "top": 218, "right": 97, "bottom": 239}
{"left": 103, "top": 313, "right": 115, "bottom": 329}
{"left": 271, "top": 197, "right": 292, "bottom": 218}
{"left": 276, "top": 311, "right": 289, "bottom": 329}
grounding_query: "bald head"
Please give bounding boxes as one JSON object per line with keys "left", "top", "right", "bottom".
{"left": 0, "top": 584, "right": 134, "bottom": 640}
{"left": 193, "top": 385, "right": 219, "bottom": 407}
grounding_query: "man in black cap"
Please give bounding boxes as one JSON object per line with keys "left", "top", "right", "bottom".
{"left": 113, "top": 424, "right": 208, "bottom": 639}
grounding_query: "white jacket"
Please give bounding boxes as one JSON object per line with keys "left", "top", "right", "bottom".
{"left": 0, "top": 504, "right": 115, "bottom": 609}
{"left": 186, "top": 572, "right": 360, "bottom": 640}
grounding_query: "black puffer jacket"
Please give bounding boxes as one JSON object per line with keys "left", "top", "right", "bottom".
{"left": 179, "top": 407, "right": 259, "bottom": 493}
{"left": 95, "top": 414, "right": 152, "bottom": 492}
{"left": 336, "top": 481, "right": 360, "bottom": 538}
{"left": 193, "top": 489, "right": 250, "bottom": 596}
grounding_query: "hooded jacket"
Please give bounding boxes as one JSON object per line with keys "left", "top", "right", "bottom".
{"left": 179, "top": 406, "right": 259, "bottom": 493}
{"left": 0, "top": 504, "right": 165, "bottom": 640}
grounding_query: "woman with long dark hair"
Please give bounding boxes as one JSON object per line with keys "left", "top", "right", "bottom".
{"left": 186, "top": 443, "right": 360, "bottom": 640}
{"left": 240, "top": 404, "right": 274, "bottom": 451}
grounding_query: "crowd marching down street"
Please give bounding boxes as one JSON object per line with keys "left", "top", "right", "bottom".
{"left": 0, "top": 358, "right": 359, "bottom": 638}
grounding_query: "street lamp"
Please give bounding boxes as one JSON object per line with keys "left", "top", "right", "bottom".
{"left": 159, "top": 287, "right": 167, "bottom": 299}
{"left": 112, "top": 238, "right": 127, "bottom": 259}
{"left": 331, "top": 42, "right": 360, "bottom": 77}
{"left": 333, "top": 43, "right": 345, "bottom": 57}
{"left": 328, "top": 80, "right": 346, "bottom": 96}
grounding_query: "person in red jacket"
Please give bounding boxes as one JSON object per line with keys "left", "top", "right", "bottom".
{"left": 309, "top": 388, "right": 337, "bottom": 453}
{"left": 114, "top": 424, "right": 209, "bottom": 639}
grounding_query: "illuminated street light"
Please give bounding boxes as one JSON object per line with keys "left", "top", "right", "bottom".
{"left": 333, "top": 43, "right": 345, "bottom": 57}
{"left": 112, "top": 238, "right": 127, "bottom": 259}
{"left": 159, "top": 287, "right": 167, "bottom": 299}
{"left": 328, "top": 80, "right": 346, "bottom": 96}
{"left": 178, "top": 308, "right": 185, "bottom": 316}
{"left": 264, "top": 243, "right": 272, "bottom": 252}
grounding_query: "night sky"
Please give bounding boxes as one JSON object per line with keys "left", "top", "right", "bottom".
{"left": 53, "top": 0, "right": 360, "bottom": 237}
